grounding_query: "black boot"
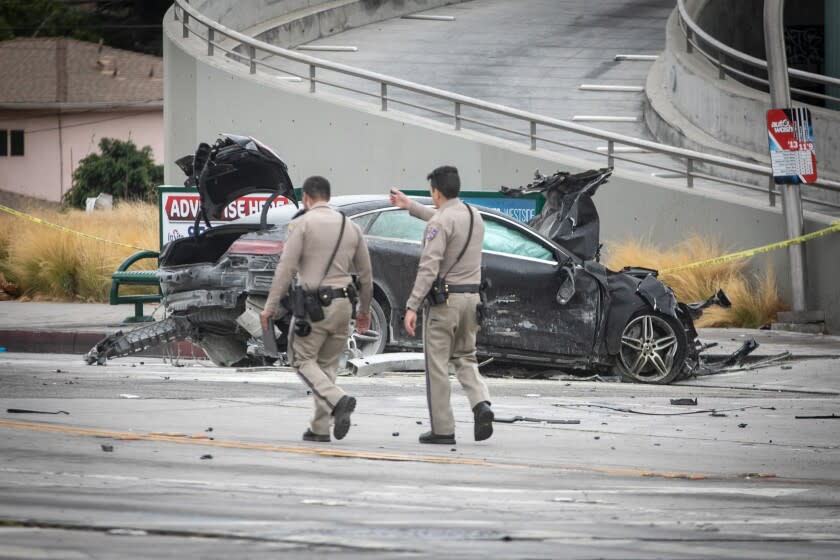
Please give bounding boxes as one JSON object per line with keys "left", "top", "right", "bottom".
{"left": 302, "top": 428, "right": 330, "bottom": 443}
{"left": 473, "top": 401, "right": 494, "bottom": 441}
{"left": 419, "top": 431, "right": 455, "bottom": 445}
{"left": 332, "top": 395, "right": 356, "bottom": 440}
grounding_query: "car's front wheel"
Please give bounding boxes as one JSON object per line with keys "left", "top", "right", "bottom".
{"left": 615, "top": 311, "right": 687, "bottom": 384}
{"left": 350, "top": 298, "right": 388, "bottom": 357}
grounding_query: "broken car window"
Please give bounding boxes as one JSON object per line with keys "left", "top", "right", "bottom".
{"left": 483, "top": 219, "right": 554, "bottom": 261}
{"left": 351, "top": 213, "right": 377, "bottom": 233}
{"left": 367, "top": 209, "right": 427, "bottom": 242}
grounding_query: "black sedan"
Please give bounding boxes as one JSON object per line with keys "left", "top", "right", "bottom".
{"left": 86, "top": 135, "right": 707, "bottom": 384}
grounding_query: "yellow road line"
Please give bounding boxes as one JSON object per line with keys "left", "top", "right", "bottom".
{"left": 0, "top": 419, "right": 490, "bottom": 466}
{"left": 0, "top": 204, "right": 153, "bottom": 252}
{"left": 0, "top": 418, "right": 794, "bottom": 483}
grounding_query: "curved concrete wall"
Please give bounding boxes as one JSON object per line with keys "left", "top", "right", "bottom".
{"left": 191, "top": 0, "right": 465, "bottom": 48}
{"left": 164, "top": 4, "right": 840, "bottom": 331}
{"left": 645, "top": 3, "right": 840, "bottom": 197}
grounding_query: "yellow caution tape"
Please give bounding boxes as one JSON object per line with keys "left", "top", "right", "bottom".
{"left": 0, "top": 203, "right": 152, "bottom": 252}
{"left": 660, "top": 220, "right": 840, "bottom": 274}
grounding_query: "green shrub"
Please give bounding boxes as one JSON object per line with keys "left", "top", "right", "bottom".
{"left": 63, "top": 138, "right": 163, "bottom": 209}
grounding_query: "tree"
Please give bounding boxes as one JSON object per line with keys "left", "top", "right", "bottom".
{"left": 1, "top": 1, "right": 172, "bottom": 56}
{"left": 64, "top": 138, "right": 163, "bottom": 208}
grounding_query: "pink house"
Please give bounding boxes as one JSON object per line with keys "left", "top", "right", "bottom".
{"left": 0, "top": 38, "right": 163, "bottom": 203}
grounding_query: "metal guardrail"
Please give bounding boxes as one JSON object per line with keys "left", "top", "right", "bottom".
{"left": 676, "top": 0, "right": 840, "bottom": 105}
{"left": 171, "top": 0, "right": 840, "bottom": 212}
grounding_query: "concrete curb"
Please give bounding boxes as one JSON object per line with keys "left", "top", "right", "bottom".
{"left": 0, "top": 329, "right": 206, "bottom": 359}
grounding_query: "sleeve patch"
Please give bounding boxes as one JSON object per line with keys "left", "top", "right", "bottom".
{"left": 425, "top": 226, "right": 439, "bottom": 242}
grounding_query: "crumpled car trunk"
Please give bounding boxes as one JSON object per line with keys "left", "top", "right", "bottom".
{"left": 501, "top": 168, "right": 612, "bottom": 261}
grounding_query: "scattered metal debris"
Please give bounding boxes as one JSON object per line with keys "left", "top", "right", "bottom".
{"left": 392, "top": 432, "right": 400, "bottom": 436}
{"left": 494, "top": 416, "right": 580, "bottom": 425}
{"left": 738, "top": 423, "right": 748, "bottom": 428}
{"left": 670, "top": 398, "right": 698, "bottom": 406}
{"left": 722, "top": 339, "right": 759, "bottom": 366}
{"left": 200, "top": 454, "right": 213, "bottom": 460}
{"left": 6, "top": 408, "right": 69, "bottom": 415}
{"left": 101, "top": 444, "right": 114, "bottom": 452}
{"left": 346, "top": 353, "right": 425, "bottom": 377}
{"left": 554, "top": 403, "right": 775, "bottom": 416}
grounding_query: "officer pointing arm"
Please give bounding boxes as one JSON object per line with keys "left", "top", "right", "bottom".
{"left": 390, "top": 168, "right": 494, "bottom": 446}
{"left": 389, "top": 187, "right": 443, "bottom": 336}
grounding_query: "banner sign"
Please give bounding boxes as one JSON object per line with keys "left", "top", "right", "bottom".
{"left": 157, "top": 187, "right": 542, "bottom": 249}
{"left": 767, "top": 107, "right": 817, "bottom": 184}
{"left": 158, "top": 187, "right": 295, "bottom": 248}
{"left": 403, "top": 190, "right": 541, "bottom": 223}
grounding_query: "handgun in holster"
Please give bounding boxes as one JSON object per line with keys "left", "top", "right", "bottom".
{"left": 425, "top": 276, "right": 448, "bottom": 306}
{"left": 304, "top": 291, "right": 325, "bottom": 323}
{"left": 290, "top": 285, "right": 313, "bottom": 337}
{"left": 476, "top": 276, "right": 491, "bottom": 327}
{"left": 346, "top": 282, "right": 359, "bottom": 319}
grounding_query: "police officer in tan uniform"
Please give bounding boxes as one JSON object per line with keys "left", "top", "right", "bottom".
{"left": 261, "top": 176, "right": 373, "bottom": 443}
{"left": 390, "top": 166, "right": 494, "bottom": 445}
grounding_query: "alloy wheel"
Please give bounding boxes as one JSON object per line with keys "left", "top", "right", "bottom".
{"left": 618, "top": 313, "right": 683, "bottom": 383}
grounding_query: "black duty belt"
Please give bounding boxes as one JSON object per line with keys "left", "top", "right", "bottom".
{"left": 446, "top": 284, "right": 481, "bottom": 294}
{"left": 322, "top": 287, "right": 350, "bottom": 299}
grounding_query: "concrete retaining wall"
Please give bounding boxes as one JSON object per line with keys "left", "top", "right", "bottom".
{"left": 645, "top": 2, "right": 840, "bottom": 195}
{"left": 164, "top": 5, "right": 840, "bottom": 331}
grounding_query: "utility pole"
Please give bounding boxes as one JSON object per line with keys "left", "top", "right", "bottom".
{"left": 763, "top": 0, "right": 807, "bottom": 313}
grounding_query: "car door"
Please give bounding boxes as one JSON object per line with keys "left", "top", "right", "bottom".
{"left": 358, "top": 208, "right": 427, "bottom": 346}
{"left": 479, "top": 214, "right": 600, "bottom": 358}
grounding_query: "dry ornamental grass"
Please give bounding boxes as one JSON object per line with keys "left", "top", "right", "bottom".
{"left": 0, "top": 201, "right": 158, "bottom": 302}
{"left": 603, "top": 236, "right": 786, "bottom": 329}
{"left": 0, "top": 200, "right": 785, "bottom": 328}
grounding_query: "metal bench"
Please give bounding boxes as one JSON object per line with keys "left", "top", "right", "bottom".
{"left": 110, "top": 250, "right": 161, "bottom": 323}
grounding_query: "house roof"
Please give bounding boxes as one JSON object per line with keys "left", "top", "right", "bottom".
{"left": 0, "top": 37, "right": 162, "bottom": 108}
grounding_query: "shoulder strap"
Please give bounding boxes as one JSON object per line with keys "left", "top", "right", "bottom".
{"left": 319, "top": 212, "right": 346, "bottom": 285}
{"left": 443, "top": 202, "right": 474, "bottom": 278}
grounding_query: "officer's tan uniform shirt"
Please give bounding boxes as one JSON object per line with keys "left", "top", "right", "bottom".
{"left": 265, "top": 202, "right": 373, "bottom": 314}
{"left": 406, "top": 198, "right": 484, "bottom": 311}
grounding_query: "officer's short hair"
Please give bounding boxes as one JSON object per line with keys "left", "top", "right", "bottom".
{"left": 302, "top": 176, "right": 331, "bottom": 201}
{"left": 426, "top": 166, "right": 460, "bottom": 199}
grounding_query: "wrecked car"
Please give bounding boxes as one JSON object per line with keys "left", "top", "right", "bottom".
{"left": 86, "top": 136, "right": 721, "bottom": 384}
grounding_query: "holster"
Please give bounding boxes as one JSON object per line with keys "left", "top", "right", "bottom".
{"left": 304, "top": 291, "right": 325, "bottom": 323}
{"left": 291, "top": 285, "right": 306, "bottom": 319}
{"left": 476, "top": 278, "right": 490, "bottom": 327}
{"left": 425, "top": 276, "right": 448, "bottom": 306}
{"left": 347, "top": 282, "right": 359, "bottom": 319}
{"left": 290, "top": 285, "right": 313, "bottom": 337}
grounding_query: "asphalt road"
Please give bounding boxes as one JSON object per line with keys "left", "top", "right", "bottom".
{"left": 1, "top": 350, "right": 839, "bottom": 559}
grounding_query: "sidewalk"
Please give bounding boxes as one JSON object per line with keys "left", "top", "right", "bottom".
{"left": 0, "top": 301, "right": 182, "bottom": 356}
{"left": 2, "top": 301, "right": 840, "bottom": 362}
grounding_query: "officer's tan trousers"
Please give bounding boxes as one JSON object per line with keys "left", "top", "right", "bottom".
{"left": 291, "top": 298, "right": 352, "bottom": 436}
{"left": 422, "top": 292, "right": 491, "bottom": 436}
